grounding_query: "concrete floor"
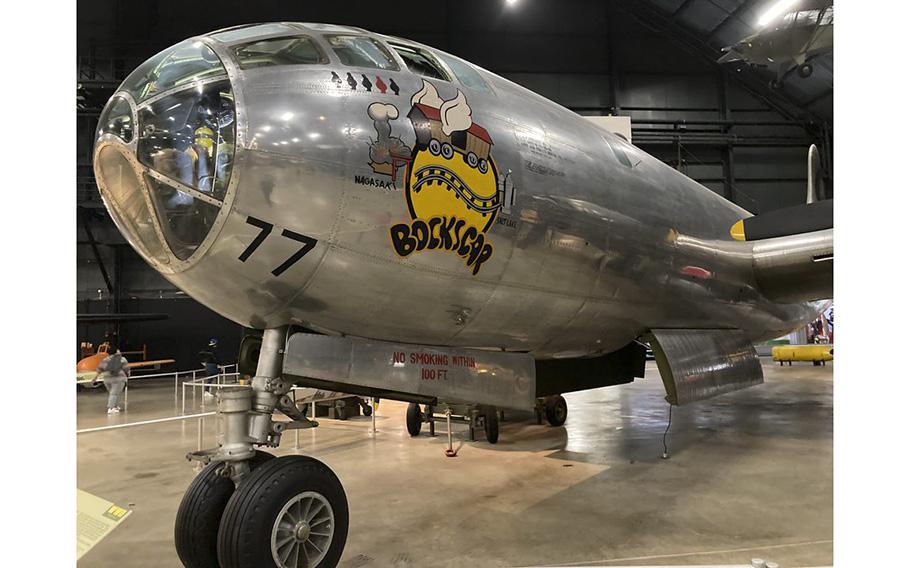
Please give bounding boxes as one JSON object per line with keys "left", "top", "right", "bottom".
{"left": 77, "top": 360, "right": 832, "bottom": 567}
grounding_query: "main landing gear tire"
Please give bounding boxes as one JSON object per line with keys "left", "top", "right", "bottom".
{"left": 406, "top": 402, "right": 423, "bottom": 437}
{"left": 545, "top": 395, "right": 568, "bottom": 427}
{"left": 175, "top": 451, "right": 274, "bottom": 568}
{"left": 217, "top": 455, "right": 348, "bottom": 568}
{"left": 483, "top": 407, "right": 499, "bottom": 444}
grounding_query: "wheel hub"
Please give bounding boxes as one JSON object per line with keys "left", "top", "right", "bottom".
{"left": 294, "top": 521, "right": 310, "bottom": 542}
{"left": 271, "top": 490, "right": 335, "bottom": 567}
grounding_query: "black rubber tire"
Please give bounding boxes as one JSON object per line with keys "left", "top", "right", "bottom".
{"left": 361, "top": 402, "right": 372, "bottom": 417}
{"left": 545, "top": 395, "right": 568, "bottom": 427}
{"left": 483, "top": 408, "right": 499, "bottom": 444}
{"left": 217, "top": 455, "right": 348, "bottom": 568}
{"left": 406, "top": 403, "right": 422, "bottom": 437}
{"left": 175, "top": 451, "right": 274, "bottom": 568}
{"left": 798, "top": 63, "right": 813, "bottom": 78}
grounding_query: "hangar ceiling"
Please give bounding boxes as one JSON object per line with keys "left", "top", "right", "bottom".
{"left": 642, "top": 0, "right": 833, "bottom": 120}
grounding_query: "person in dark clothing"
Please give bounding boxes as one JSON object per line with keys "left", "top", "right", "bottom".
{"left": 199, "top": 338, "right": 219, "bottom": 399}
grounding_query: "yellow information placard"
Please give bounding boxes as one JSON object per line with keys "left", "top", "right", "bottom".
{"left": 76, "top": 489, "right": 132, "bottom": 560}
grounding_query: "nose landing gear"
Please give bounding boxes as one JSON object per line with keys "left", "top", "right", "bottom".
{"left": 217, "top": 456, "right": 348, "bottom": 568}
{"left": 174, "top": 451, "right": 274, "bottom": 568}
{"left": 175, "top": 327, "right": 349, "bottom": 568}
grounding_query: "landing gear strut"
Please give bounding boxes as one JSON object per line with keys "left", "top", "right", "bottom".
{"left": 406, "top": 402, "right": 500, "bottom": 444}
{"left": 175, "top": 327, "right": 349, "bottom": 568}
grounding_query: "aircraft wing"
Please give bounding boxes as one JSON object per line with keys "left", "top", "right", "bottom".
{"left": 728, "top": 144, "right": 832, "bottom": 304}
{"left": 730, "top": 201, "right": 832, "bottom": 304}
{"left": 747, "top": 227, "right": 832, "bottom": 303}
{"left": 77, "top": 359, "right": 175, "bottom": 383}
{"left": 126, "top": 359, "right": 176, "bottom": 368}
{"left": 77, "top": 313, "right": 169, "bottom": 324}
{"left": 717, "top": 49, "right": 742, "bottom": 64}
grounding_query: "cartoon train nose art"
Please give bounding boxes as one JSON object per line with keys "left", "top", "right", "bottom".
{"left": 368, "top": 80, "right": 510, "bottom": 275}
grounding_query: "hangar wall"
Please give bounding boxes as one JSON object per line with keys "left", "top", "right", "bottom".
{"left": 76, "top": 0, "right": 832, "bottom": 354}
{"left": 78, "top": 298, "right": 244, "bottom": 370}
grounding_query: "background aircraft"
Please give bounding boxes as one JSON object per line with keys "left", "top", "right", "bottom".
{"left": 76, "top": 342, "right": 175, "bottom": 383}
{"left": 93, "top": 22, "right": 833, "bottom": 568}
{"left": 718, "top": 2, "right": 833, "bottom": 86}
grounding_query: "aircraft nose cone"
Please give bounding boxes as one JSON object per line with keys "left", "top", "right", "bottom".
{"left": 93, "top": 38, "right": 237, "bottom": 268}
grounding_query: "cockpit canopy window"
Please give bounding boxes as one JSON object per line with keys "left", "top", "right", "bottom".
{"left": 302, "top": 23, "right": 363, "bottom": 33}
{"left": 435, "top": 52, "right": 492, "bottom": 94}
{"left": 388, "top": 44, "right": 449, "bottom": 81}
{"left": 97, "top": 96, "right": 134, "bottom": 143}
{"left": 233, "top": 36, "right": 328, "bottom": 69}
{"left": 120, "top": 40, "right": 227, "bottom": 103}
{"left": 136, "top": 80, "right": 235, "bottom": 201}
{"left": 145, "top": 175, "right": 221, "bottom": 260}
{"left": 95, "top": 146, "right": 169, "bottom": 263}
{"left": 324, "top": 35, "right": 398, "bottom": 70}
{"left": 210, "top": 23, "right": 298, "bottom": 44}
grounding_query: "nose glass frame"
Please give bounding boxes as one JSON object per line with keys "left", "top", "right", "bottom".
{"left": 92, "top": 36, "right": 247, "bottom": 274}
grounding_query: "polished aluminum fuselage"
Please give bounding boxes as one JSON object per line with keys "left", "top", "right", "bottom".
{"left": 114, "top": 28, "right": 820, "bottom": 358}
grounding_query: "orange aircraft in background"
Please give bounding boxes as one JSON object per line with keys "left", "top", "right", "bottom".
{"left": 76, "top": 342, "right": 175, "bottom": 384}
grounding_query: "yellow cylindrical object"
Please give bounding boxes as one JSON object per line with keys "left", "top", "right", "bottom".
{"left": 772, "top": 345, "right": 833, "bottom": 362}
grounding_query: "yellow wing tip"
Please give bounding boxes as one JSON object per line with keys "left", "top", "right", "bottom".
{"left": 730, "top": 220, "right": 746, "bottom": 241}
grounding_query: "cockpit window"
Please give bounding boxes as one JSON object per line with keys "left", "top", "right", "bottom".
{"left": 233, "top": 36, "right": 328, "bottom": 69}
{"left": 435, "top": 52, "right": 492, "bottom": 94}
{"left": 145, "top": 175, "right": 221, "bottom": 260}
{"left": 95, "top": 146, "right": 169, "bottom": 263}
{"left": 210, "top": 23, "right": 298, "bottom": 44}
{"left": 97, "top": 96, "right": 134, "bottom": 143}
{"left": 136, "top": 80, "right": 235, "bottom": 200}
{"left": 324, "top": 35, "right": 398, "bottom": 70}
{"left": 388, "top": 44, "right": 449, "bottom": 81}
{"left": 120, "top": 40, "right": 227, "bottom": 103}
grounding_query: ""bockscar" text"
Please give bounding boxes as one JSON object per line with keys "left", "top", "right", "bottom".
{"left": 389, "top": 215, "right": 493, "bottom": 275}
